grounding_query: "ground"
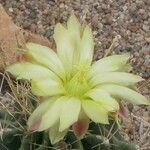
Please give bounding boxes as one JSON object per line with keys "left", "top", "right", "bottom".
{"left": 0, "top": 0, "right": 150, "bottom": 149}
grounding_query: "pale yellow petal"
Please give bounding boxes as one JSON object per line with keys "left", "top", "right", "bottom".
{"left": 86, "top": 88, "right": 119, "bottom": 111}
{"left": 6, "top": 63, "right": 59, "bottom": 81}
{"left": 54, "top": 23, "right": 74, "bottom": 74}
{"left": 82, "top": 100, "right": 109, "bottom": 124}
{"left": 26, "top": 42, "right": 65, "bottom": 79}
{"left": 27, "top": 99, "right": 54, "bottom": 131}
{"left": 89, "top": 72, "right": 144, "bottom": 87}
{"left": 79, "top": 25, "right": 94, "bottom": 67}
{"left": 59, "top": 97, "right": 81, "bottom": 131}
{"left": 88, "top": 54, "right": 130, "bottom": 79}
{"left": 38, "top": 97, "right": 66, "bottom": 131}
{"left": 99, "top": 84, "right": 150, "bottom": 105}
{"left": 31, "top": 78, "right": 64, "bottom": 96}
{"left": 67, "top": 14, "right": 81, "bottom": 68}
{"left": 67, "top": 14, "right": 81, "bottom": 45}
{"left": 49, "top": 122, "right": 68, "bottom": 144}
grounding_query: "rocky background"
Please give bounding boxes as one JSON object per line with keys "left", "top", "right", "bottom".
{"left": 0, "top": 0, "right": 149, "bottom": 149}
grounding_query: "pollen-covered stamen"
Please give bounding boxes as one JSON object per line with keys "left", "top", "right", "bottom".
{"left": 65, "top": 70, "right": 90, "bottom": 98}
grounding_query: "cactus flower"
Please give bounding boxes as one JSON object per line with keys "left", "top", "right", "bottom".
{"left": 6, "top": 14, "right": 149, "bottom": 144}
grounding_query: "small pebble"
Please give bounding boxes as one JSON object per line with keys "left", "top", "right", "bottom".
{"left": 8, "top": 7, "right": 13, "bottom": 12}
{"left": 142, "top": 24, "right": 150, "bottom": 32}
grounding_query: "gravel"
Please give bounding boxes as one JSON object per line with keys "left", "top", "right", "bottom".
{"left": 0, "top": 0, "right": 150, "bottom": 149}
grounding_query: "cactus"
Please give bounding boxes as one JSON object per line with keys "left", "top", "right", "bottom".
{"left": 0, "top": 75, "right": 136, "bottom": 150}
{"left": 0, "top": 109, "right": 136, "bottom": 150}
{"left": 0, "top": 64, "right": 138, "bottom": 150}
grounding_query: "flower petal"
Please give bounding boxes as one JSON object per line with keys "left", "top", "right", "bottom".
{"left": 67, "top": 14, "right": 80, "bottom": 45}
{"left": 67, "top": 14, "right": 81, "bottom": 68}
{"left": 89, "top": 72, "right": 144, "bottom": 87}
{"left": 88, "top": 54, "right": 130, "bottom": 79}
{"left": 6, "top": 63, "right": 59, "bottom": 81}
{"left": 49, "top": 122, "right": 68, "bottom": 144}
{"left": 72, "top": 110, "right": 89, "bottom": 138}
{"left": 59, "top": 97, "right": 81, "bottom": 132}
{"left": 86, "top": 88, "right": 119, "bottom": 111}
{"left": 118, "top": 102, "right": 129, "bottom": 118}
{"left": 54, "top": 23, "right": 74, "bottom": 74}
{"left": 31, "top": 78, "right": 64, "bottom": 96}
{"left": 38, "top": 97, "right": 66, "bottom": 131}
{"left": 79, "top": 25, "right": 94, "bottom": 67}
{"left": 99, "top": 84, "right": 150, "bottom": 105}
{"left": 26, "top": 42, "right": 65, "bottom": 79}
{"left": 82, "top": 100, "right": 109, "bottom": 124}
{"left": 27, "top": 99, "right": 53, "bottom": 131}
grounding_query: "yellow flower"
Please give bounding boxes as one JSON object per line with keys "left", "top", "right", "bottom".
{"left": 6, "top": 14, "right": 149, "bottom": 144}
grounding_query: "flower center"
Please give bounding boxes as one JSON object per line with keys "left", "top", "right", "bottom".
{"left": 65, "top": 71, "right": 90, "bottom": 98}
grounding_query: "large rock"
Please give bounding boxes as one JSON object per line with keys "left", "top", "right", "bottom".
{"left": 0, "top": 4, "right": 52, "bottom": 70}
